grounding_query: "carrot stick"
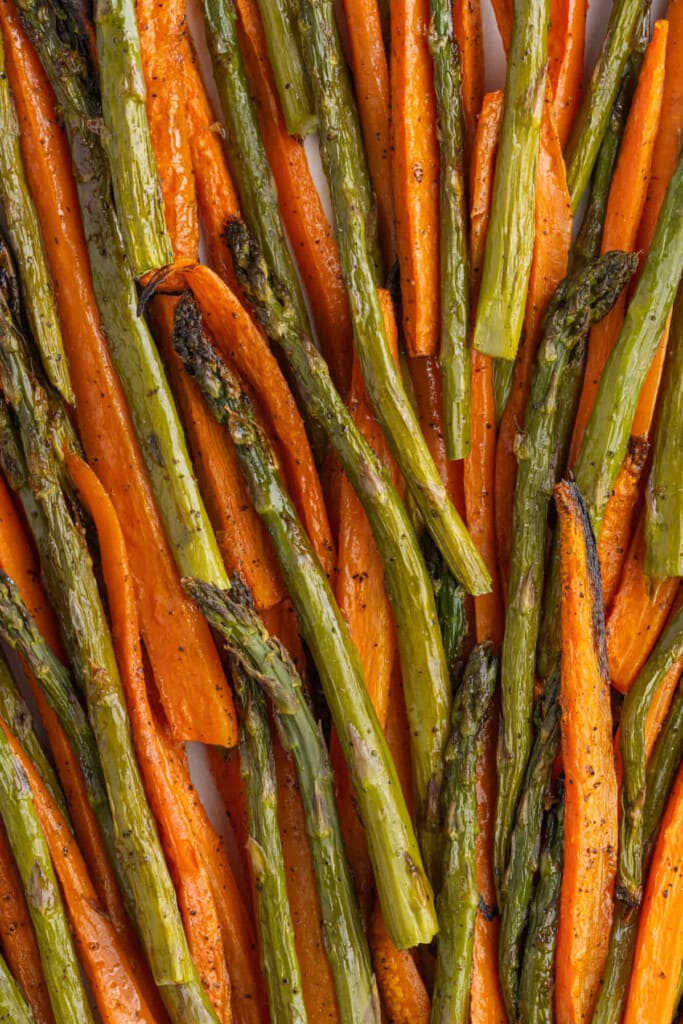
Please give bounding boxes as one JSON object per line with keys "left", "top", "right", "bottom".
{"left": 495, "top": 107, "right": 572, "bottom": 595}
{"left": 622, "top": 764, "right": 683, "bottom": 1024}
{"left": 136, "top": 0, "right": 199, "bottom": 260}
{"left": 453, "top": 0, "right": 485, "bottom": 156}
{"left": 555, "top": 479, "right": 618, "bottom": 1024}
{"left": 408, "top": 355, "right": 466, "bottom": 517}
{"left": 66, "top": 453, "right": 232, "bottom": 1023}
{"left": 548, "top": 0, "right": 587, "bottom": 148}
{"left": 233, "top": 0, "right": 355, "bottom": 396}
{"left": 391, "top": 0, "right": 441, "bottom": 357}
{"left": 341, "top": 0, "right": 396, "bottom": 266}
{"left": 568, "top": 21, "right": 668, "bottom": 466}
{"left": 368, "top": 902, "right": 431, "bottom": 1023}
{"left": 0, "top": 820, "right": 54, "bottom": 1024}
{"left": 606, "top": 513, "right": 680, "bottom": 694}
{"left": 489, "top": 0, "right": 512, "bottom": 52}
{"left": 0, "top": 1, "right": 236, "bottom": 747}
{"left": 645, "top": 657, "right": 683, "bottom": 763}
{"left": 597, "top": 435, "right": 649, "bottom": 612}
{"left": 0, "top": 721, "right": 160, "bottom": 1024}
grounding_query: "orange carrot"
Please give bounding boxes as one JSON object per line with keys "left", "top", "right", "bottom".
{"left": 469, "top": 92, "right": 504, "bottom": 292}
{"left": 645, "top": 658, "right": 683, "bottom": 763}
{"left": 453, "top": 0, "right": 485, "bottom": 156}
{"left": 66, "top": 453, "right": 232, "bottom": 1022}
{"left": 568, "top": 22, "right": 668, "bottom": 466}
{"left": 622, "top": 765, "right": 683, "bottom": 1024}
{"left": 0, "top": 0, "right": 236, "bottom": 747}
{"left": 233, "top": 0, "right": 355, "bottom": 396}
{"left": 391, "top": 0, "right": 441, "bottom": 357}
{"left": 489, "top": 0, "right": 512, "bottom": 52}
{"left": 0, "top": 821, "right": 54, "bottom": 1024}
{"left": 136, "top": 0, "right": 199, "bottom": 260}
{"left": 495, "top": 107, "right": 572, "bottom": 594}
{"left": 606, "top": 514, "right": 680, "bottom": 694}
{"left": 548, "top": 0, "right": 586, "bottom": 148}
{"left": 369, "top": 902, "right": 431, "bottom": 1023}
{"left": 408, "top": 355, "right": 466, "bottom": 516}
{"left": 598, "top": 435, "right": 650, "bottom": 612}
{"left": 555, "top": 480, "right": 618, "bottom": 1024}
{"left": 342, "top": 0, "right": 396, "bottom": 265}
{"left": 0, "top": 721, "right": 160, "bottom": 1024}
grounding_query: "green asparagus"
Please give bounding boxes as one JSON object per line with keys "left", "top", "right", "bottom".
{"left": 0, "top": 30, "right": 73, "bottom": 403}
{"left": 431, "top": 645, "right": 497, "bottom": 1024}
{"left": 172, "top": 293, "right": 437, "bottom": 948}
{"left": 0, "top": 722, "right": 95, "bottom": 1024}
{"left": 429, "top": 0, "right": 470, "bottom": 458}
{"left": 188, "top": 577, "right": 381, "bottom": 1024}
{"left": 255, "top": 0, "right": 316, "bottom": 136}
{"left": 496, "top": 251, "right": 637, "bottom": 884}
{"left": 299, "top": 0, "right": 490, "bottom": 595}
{"left": 471, "top": 0, "right": 549, "bottom": 361}
{"left": 0, "top": 949, "right": 36, "bottom": 1024}
{"left": 645, "top": 282, "right": 683, "bottom": 577}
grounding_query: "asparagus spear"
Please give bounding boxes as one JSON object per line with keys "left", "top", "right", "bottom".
{"left": 645, "top": 282, "right": 683, "bottom": 577}
{"left": 233, "top": 660, "right": 308, "bottom": 1024}
{"left": 187, "top": 577, "right": 381, "bottom": 1024}
{"left": 0, "top": 302, "right": 220, "bottom": 1023}
{"left": 422, "top": 537, "right": 468, "bottom": 680}
{"left": 16, "top": 0, "right": 227, "bottom": 588}
{"left": 495, "top": 251, "right": 637, "bottom": 885}
{"left": 0, "top": 31, "right": 73, "bottom": 404}
{"left": 498, "top": 674, "right": 561, "bottom": 1022}
{"left": 225, "top": 221, "right": 451, "bottom": 871}
{"left": 471, "top": 0, "right": 549, "bottom": 361}
{"left": 93, "top": 0, "right": 172, "bottom": 276}
{"left": 0, "top": 722, "right": 95, "bottom": 1024}
{"left": 428, "top": 0, "right": 470, "bottom": 458}
{"left": 255, "top": 0, "right": 316, "bottom": 136}
{"left": 0, "top": 948, "right": 36, "bottom": 1024}
{"left": 564, "top": 0, "right": 649, "bottom": 211}
{"left": 538, "top": 159, "right": 683, "bottom": 679}
{"left": 0, "top": 647, "right": 69, "bottom": 823}
{"left": 431, "top": 644, "right": 497, "bottom": 1024}
{"left": 517, "top": 783, "right": 565, "bottom": 1024}
{"left": 299, "top": 0, "right": 490, "bottom": 595}
{"left": 172, "top": 293, "right": 437, "bottom": 948}
{"left": 593, "top": 679, "right": 683, "bottom": 1024}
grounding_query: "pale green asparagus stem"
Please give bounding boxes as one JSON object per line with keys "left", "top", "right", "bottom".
{"left": 0, "top": 948, "right": 36, "bottom": 1023}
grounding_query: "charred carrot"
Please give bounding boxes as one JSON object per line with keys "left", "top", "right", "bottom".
{"left": 598, "top": 434, "right": 649, "bottom": 612}
{"left": 554, "top": 478, "right": 618, "bottom": 1024}
{"left": 368, "top": 903, "right": 431, "bottom": 1024}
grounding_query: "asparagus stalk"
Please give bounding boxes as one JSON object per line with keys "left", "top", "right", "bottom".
{"left": 422, "top": 538, "right": 468, "bottom": 680}
{"left": 225, "top": 221, "right": 451, "bottom": 870}
{"left": 0, "top": 232, "right": 22, "bottom": 324}
{"left": 187, "top": 577, "right": 381, "bottom": 1024}
{"left": 16, "top": 0, "right": 227, "bottom": 588}
{"left": 0, "top": 948, "right": 36, "bottom": 1024}
{"left": 255, "top": 0, "right": 316, "bottom": 136}
{"left": 498, "top": 674, "right": 561, "bottom": 1022}
{"left": 0, "top": 722, "right": 95, "bottom": 1024}
{"left": 564, "top": 0, "right": 649, "bottom": 211}
{"left": 233, "top": 660, "right": 308, "bottom": 1024}
{"left": 618, "top": 602, "right": 683, "bottom": 907}
{"left": 0, "top": 32, "right": 73, "bottom": 404}
{"left": 431, "top": 644, "right": 497, "bottom": 1024}
{"left": 0, "top": 648, "right": 69, "bottom": 823}
{"left": 471, "top": 0, "right": 549, "bottom": 361}
{"left": 593, "top": 679, "right": 683, "bottom": 1024}
{"left": 172, "top": 294, "right": 437, "bottom": 948}
{"left": 0, "top": 302, "right": 220, "bottom": 1023}
{"left": 428, "top": 0, "right": 470, "bottom": 458}
{"left": 495, "top": 251, "right": 637, "bottom": 884}
{"left": 645, "top": 282, "right": 683, "bottom": 577}
{"left": 93, "top": 0, "right": 172, "bottom": 275}
{"left": 299, "top": 0, "right": 490, "bottom": 595}
{"left": 517, "top": 784, "right": 565, "bottom": 1024}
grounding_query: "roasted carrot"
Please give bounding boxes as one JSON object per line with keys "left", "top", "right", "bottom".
{"left": 548, "top": 0, "right": 586, "bottom": 148}
{"left": 555, "top": 479, "right": 618, "bottom": 1024}
{"left": 495, "top": 108, "right": 572, "bottom": 594}
{"left": 622, "top": 764, "right": 683, "bottom": 1024}
{"left": 233, "top": 0, "right": 355, "bottom": 396}
{"left": 489, "top": 0, "right": 512, "bottom": 52}
{"left": 369, "top": 902, "right": 431, "bottom": 1024}
{"left": 606, "top": 513, "right": 680, "bottom": 694}
{"left": 342, "top": 0, "right": 396, "bottom": 266}
{"left": 645, "top": 657, "right": 683, "bottom": 763}
{"left": 0, "top": 820, "right": 54, "bottom": 1024}
{"left": 0, "top": 721, "right": 160, "bottom": 1024}
{"left": 391, "top": 0, "right": 441, "bottom": 357}
{"left": 453, "top": 0, "right": 485, "bottom": 156}
{"left": 568, "top": 21, "right": 668, "bottom": 467}
{"left": 598, "top": 435, "right": 649, "bottom": 612}
{"left": 0, "top": 0, "right": 236, "bottom": 747}
{"left": 408, "top": 355, "right": 466, "bottom": 517}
